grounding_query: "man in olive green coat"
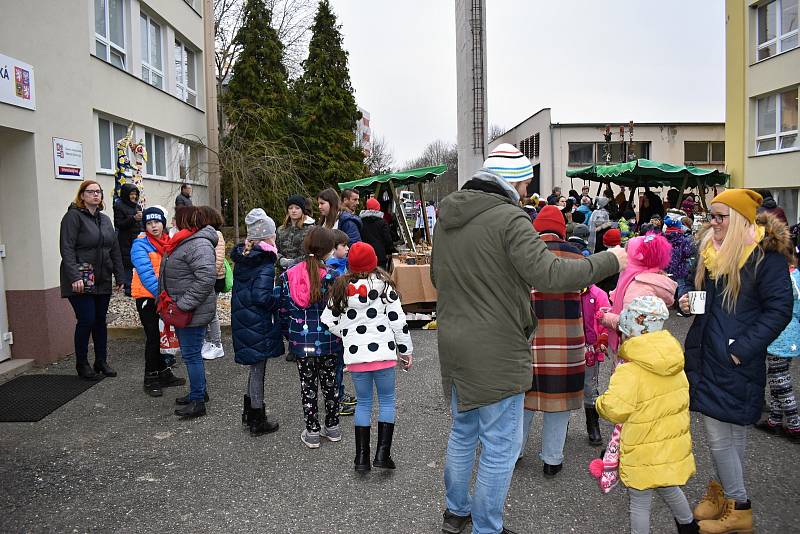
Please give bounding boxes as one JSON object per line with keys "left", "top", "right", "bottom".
{"left": 432, "top": 144, "right": 627, "bottom": 534}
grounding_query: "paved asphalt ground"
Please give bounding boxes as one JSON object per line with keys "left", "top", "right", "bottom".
{"left": 2, "top": 315, "right": 799, "bottom": 534}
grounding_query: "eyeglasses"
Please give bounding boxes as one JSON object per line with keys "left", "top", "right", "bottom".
{"left": 709, "top": 213, "right": 730, "bottom": 223}
{"left": 84, "top": 189, "right": 103, "bottom": 195}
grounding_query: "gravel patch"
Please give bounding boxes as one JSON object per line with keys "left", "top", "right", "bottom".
{"left": 107, "top": 291, "right": 231, "bottom": 329}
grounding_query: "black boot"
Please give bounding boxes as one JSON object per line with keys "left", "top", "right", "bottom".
{"left": 585, "top": 405, "right": 602, "bottom": 446}
{"left": 675, "top": 518, "right": 700, "bottom": 534}
{"left": 174, "top": 400, "right": 206, "bottom": 419}
{"left": 354, "top": 426, "right": 371, "bottom": 472}
{"left": 143, "top": 372, "right": 163, "bottom": 397}
{"left": 175, "top": 391, "right": 209, "bottom": 405}
{"left": 242, "top": 394, "right": 251, "bottom": 425}
{"left": 373, "top": 421, "right": 396, "bottom": 469}
{"left": 76, "top": 362, "right": 102, "bottom": 381}
{"left": 249, "top": 405, "right": 279, "bottom": 436}
{"left": 158, "top": 368, "right": 185, "bottom": 388}
{"left": 93, "top": 360, "right": 117, "bottom": 377}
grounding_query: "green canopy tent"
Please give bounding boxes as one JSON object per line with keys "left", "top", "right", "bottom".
{"left": 565, "top": 158, "right": 729, "bottom": 211}
{"left": 338, "top": 164, "right": 448, "bottom": 251}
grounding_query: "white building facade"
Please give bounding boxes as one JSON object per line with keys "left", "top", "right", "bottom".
{"left": 0, "top": 0, "right": 218, "bottom": 364}
{"left": 489, "top": 108, "right": 725, "bottom": 197}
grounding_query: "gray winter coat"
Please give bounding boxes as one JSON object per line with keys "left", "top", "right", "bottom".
{"left": 159, "top": 225, "right": 218, "bottom": 327}
{"left": 276, "top": 222, "right": 311, "bottom": 274}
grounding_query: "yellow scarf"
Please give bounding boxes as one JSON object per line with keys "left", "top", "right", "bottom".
{"left": 701, "top": 225, "right": 765, "bottom": 278}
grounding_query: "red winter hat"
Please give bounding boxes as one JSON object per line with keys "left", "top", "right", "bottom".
{"left": 603, "top": 228, "right": 622, "bottom": 247}
{"left": 348, "top": 242, "right": 378, "bottom": 273}
{"left": 366, "top": 198, "right": 381, "bottom": 211}
{"left": 533, "top": 205, "right": 566, "bottom": 238}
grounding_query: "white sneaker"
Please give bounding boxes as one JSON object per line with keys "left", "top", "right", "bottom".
{"left": 201, "top": 341, "right": 214, "bottom": 360}
{"left": 207, "top": 343, "right": 225, "bottom": 360}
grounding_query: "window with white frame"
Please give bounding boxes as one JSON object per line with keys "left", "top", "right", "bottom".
{"left": 145, "top": 131, "right": 167, "bottom": 177}
{"left": 98, "top": 117, "right": 130, "bottom": 171}
{"left": 684, "top": 141, "right": 725, "bottom": 164}
{"left": 94, "top": 0, "right": 126, "bottom": 68}
{"left": 178, "top": 141, "right": 199, "bottom": 182}
{"left": 757, "top": 0, "right": 799, "bottom": 61}
{"left": 140, "top": 12, "right": 163, "bottom": 88}
{"left": 174, "top": 40, "right": 197, "bottom": 106}
{"left": 756, "top": 87, "right": 799, "bottom": 153}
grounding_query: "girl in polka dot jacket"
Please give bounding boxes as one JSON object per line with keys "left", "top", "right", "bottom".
{"left": 322, "top": 242, "right": 413, "bottom": 472}
{"left": 278, "top": 227, "right": 343, "bottom": 449}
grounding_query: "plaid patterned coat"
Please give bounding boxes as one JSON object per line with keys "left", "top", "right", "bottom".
{"left": 526, "top": 235, "right": 586, "bottom": 412}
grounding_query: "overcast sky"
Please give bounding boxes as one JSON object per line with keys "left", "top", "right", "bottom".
{"left": 329, "top": 0, "right": 726, "bottom": 167}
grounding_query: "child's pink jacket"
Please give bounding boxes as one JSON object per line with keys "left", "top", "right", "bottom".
{"left": 600, "top": 272, "right": 677, "bottom": 333}
{"left": 582, "top": 285, "right": 610, "bottom": 346}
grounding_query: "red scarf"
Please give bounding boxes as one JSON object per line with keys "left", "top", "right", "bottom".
{"left": 146, "top": 232, "right": 170, "bottom": 256}
{"left": 163, "top": 228, "right": 198, "bottom": 256}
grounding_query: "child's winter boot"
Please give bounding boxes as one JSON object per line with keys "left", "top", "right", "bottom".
{"left": 242, "top": 394, "right": 251, "bottom": 425}
{"left": 693, "top": 480, "right": 726, "bottom": 521}
{"left": 675, "top": 518, "right": 700, "bottom": 533}
{"left": 354, "top": 426, "right": 371, "bottom": 472}
{"left": 373, "top": 422, "right": 396, "bottom": 469}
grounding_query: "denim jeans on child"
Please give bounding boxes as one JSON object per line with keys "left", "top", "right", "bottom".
{"left": 445, "top": 386, "right": 523, "bottom": 534}
{"left": 520, "top": 409, "right": 571, "bottom": 465}
{"left": 584, "top": 360, "right": 601, "bottom": 406}
{"left": 628, "top": 486, "right": 693, "bottom": 534}
{"left": 68, "top": 294, "right": 112, "bottom": 366}
{"left": 351, "top": 366, "right": 396, "bottom": 427}
{"left": 703, "top": 414, "right": 749, "bottom": 502}
{"left": 175, "top": 326, "right": 207, "bottom": 401}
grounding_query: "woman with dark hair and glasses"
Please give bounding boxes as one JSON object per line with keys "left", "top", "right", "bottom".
{"left": 160, "top": 206, "right": 219, "bottom": 418}
{"left": 60, "top": 180, "right": 125, "bottom": 380}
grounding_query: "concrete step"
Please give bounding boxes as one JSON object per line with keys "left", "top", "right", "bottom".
{"left": 0, "top": 358, "right": 35, "bottom": 385}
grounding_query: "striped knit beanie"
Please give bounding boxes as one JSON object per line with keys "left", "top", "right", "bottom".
{"left": 483, "top": 143, "right": 534, "bottom": 183}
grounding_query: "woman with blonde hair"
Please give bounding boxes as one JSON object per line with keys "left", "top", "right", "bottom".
{"left": 679, "top": 189, "right": 793, "bottom": 534}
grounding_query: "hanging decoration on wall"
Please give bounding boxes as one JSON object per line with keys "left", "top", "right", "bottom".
{"left": 114, "top": 123, "right": 148, "bottom": 207}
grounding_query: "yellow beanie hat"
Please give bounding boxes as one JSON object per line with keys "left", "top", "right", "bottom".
{"left": 710, "top": 188, "right": 763, "bottom": 224}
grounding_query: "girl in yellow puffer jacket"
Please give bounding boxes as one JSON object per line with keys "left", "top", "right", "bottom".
{"left": 595, "top": 296, "right": 698, "bottom": 534}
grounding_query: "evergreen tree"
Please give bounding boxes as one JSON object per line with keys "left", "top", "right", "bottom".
{"left": 294, "top": 0, "right": 366, "bottom": 192}
{"left": 224, "top": 0, "right": 292, "bottom": 139}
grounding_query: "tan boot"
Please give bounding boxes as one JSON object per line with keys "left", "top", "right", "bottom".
{"left": 693, "top": 480, "right": 725, "bottom": 521}
{"left": 698, "top": 499, "right": 753, "bottom": 534}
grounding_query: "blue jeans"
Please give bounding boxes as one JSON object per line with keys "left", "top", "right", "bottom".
{"left": 68, "top": 294, "right": 111, "bottom": 366}
{"left": 175, "top": 326, "right": 207, "bottom": 401}
{"left": 584, "top": 359, "right": 601, "bottom": 405}
{"left": 445, "top": 386, "right": 524, "bottom": 534}
{"left": 703, "top": 415, "right": 749, "bottom": 502}
{"left": 520, "top": 409, "right": 571, "bottom": 465}
{"left": 351, "top": 366, "right": 396, "bottom": 426}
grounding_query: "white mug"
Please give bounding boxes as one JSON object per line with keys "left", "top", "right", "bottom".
{"left": 688, "top": 291, "right": 706, "bottom": 314}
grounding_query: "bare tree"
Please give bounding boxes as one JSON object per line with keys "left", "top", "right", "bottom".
{"left": 214, "top": 0, "right": 315, "bottom": 85}
{"left": 364, "top": 133, "right": 394, "bottom": 176}
{"left": 488, "top": 123, "right": 506, "bottom": 143}
{"left": 403, "top": 140, "right": 459, "bottom": 203}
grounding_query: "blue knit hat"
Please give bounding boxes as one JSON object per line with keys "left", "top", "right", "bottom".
{"left": 483, "top": 143, "right": 534, "bottom": 183}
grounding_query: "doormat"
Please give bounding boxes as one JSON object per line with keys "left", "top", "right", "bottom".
{"left": 0, "top": 374, "right": 103, "bottom": 422}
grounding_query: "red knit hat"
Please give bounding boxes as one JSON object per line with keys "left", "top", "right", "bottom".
{"left": 603, "top": 228, "right": 622, "bottom": 247}
{"left": 348, "top": 242, "right": 378, "bottom": 273}
{"left": 366, "top": 198, "right": 381, "bottom": 211}
{"left": 533, "top": 205, "right": 566, "bottom": 238}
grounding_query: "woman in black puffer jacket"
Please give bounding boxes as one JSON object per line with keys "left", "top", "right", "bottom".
{"left": 159, "top": 206, "right": 218, "bottom": 419}
{"left": 359, "top": 198, "right": 394, "bottom": 270}
{"left": 60, "top": 180, "right": 125, "bottom": 381}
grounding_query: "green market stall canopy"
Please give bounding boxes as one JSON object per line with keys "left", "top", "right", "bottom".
{"left": 565, "top": 159, "right": 729, "bottom": 189}
{"left": 337, "top": 164, "right": 448, "bottom": 192}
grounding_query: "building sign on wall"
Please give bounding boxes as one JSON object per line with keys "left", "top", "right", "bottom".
{"left": 53, "top": 138, "right": 83, "bottom": 180}
{"left": 0, "top": 53, "right": 35, "bottom": 110}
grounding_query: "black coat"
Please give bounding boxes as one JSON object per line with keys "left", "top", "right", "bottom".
{"left": 682, "top": 214, "right": 793, "bottom": 425}
{"left": 60, "top": 204, "right": 124, "bottom": 297}
{"left": 113, "top": 183, "right": 142, "bottom": 264}
{"left": 359, "top": 210, "right": 394, "bottom": 268}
